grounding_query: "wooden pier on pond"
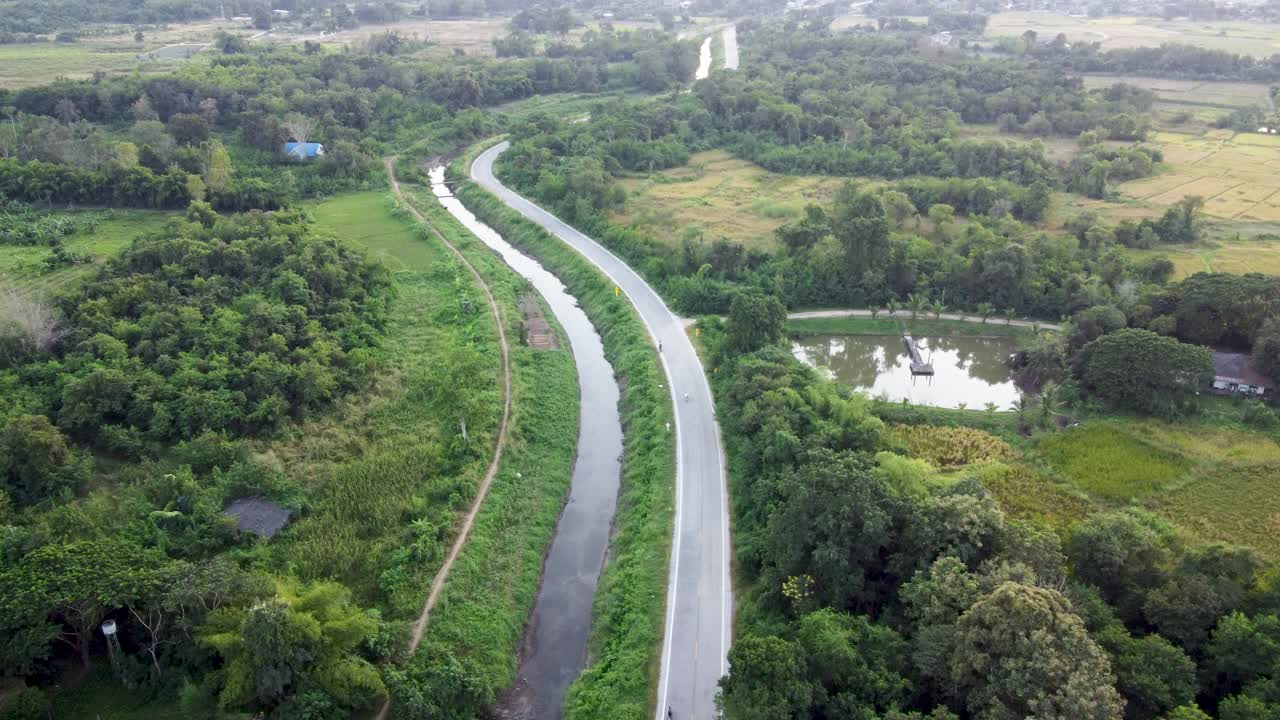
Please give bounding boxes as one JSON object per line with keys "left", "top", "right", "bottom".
{"left": 903, "top": 334, "right": 934, "bottom": 375}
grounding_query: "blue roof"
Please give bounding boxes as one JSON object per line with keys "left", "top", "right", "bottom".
{"left": 283, "top": 142, "right": 323, "bottom": 158}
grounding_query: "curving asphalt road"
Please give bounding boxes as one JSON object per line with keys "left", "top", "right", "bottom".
{"left": 472, "top": 142, "right": 732, "bottom": 720}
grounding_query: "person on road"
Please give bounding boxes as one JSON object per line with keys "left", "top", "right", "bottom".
{"left": 667, "top": 707, "right": 673, "bottom": 719}
{"left": 659, "top": 340, "right": 663, "bottom": 352}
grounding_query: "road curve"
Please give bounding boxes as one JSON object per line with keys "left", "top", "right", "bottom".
{"left": 472, "top": 142, "right": 732, "bottom": 720}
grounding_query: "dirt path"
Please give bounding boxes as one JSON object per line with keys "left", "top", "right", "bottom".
{"left": 787, "top": 308, "right": 1063, "bottom": 330}
{"left": 377, "top": 157, "right": 513, "bottom": 719}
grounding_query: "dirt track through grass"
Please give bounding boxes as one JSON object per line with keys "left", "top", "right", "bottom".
{"left": 383, "top": 157, "right": 513, "bottom": 653}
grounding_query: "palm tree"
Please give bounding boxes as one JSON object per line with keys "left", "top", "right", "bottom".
{"left": 1038, "top": 382, "right": 1065, "bottom": 430}
{"left": 930, "top": 299, "right": 944, "bottom": 321}
{"left": 977, "top": 302, "right": 994, "bottom": 324}
{"left": 907, "top": 293, "right": 927, "bottom": 320}
{"left": 1010, "top": 393, "right": 1037, "bottom": 427}
{"left": 870, "top": 306, "right": 880, "bottom": 320}
{"left": 887, "top": 299, "right": 899, "bottom": 317}
{"left": 1003, "top": 307, "right": 1016, "bottom": 326}
{"left": 984, "top": 401, "right": 998, "bottom": 415}
{"left": 956, "top": 402, "right": 968, "bottom": 411}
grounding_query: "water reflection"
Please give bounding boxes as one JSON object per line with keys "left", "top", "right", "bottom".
{"left": 791, "top": 334, "right": 1021, "bottom": 409}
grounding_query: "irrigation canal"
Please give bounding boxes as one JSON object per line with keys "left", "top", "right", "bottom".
{"left": 430, "top": 167, "right": 624, "bottom": 720}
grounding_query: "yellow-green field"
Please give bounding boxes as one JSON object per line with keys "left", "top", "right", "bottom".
{"left": 985, "top": 419, "right": 1280, "bottom": 560}
{"left": 1115, "top": 130, "right": 1280, "bottom": 220}
{"left": 612, "top": 149, "right": 847, "bottom": 250}
{"left": 987, "top": 12, "right": 1280, "bottom": 56}
{"left": 0, "top": 20, "right": 248, "bottom": 88}
{"left": 1081, "top": 75, "right": 1271, "bottom": 110}
{"left": 1130, "top": 236, "right": 1280, "bottom": 278}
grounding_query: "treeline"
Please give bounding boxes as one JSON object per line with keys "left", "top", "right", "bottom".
{"left": 705, "top": 309, "right": 1280, "bottom": 720}
{"left": 0, "top": 30, "right": 696, "bottom": 211}
{"left": 1016, "top": 39, "right": 1280, "bottom": 83}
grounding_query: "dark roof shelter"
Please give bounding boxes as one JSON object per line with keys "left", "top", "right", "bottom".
{"left": 1212, "top": 351, "right": 1274, "bottom": 389}
{"left": 223, "top": 497, "right": 292, "bottom": 538}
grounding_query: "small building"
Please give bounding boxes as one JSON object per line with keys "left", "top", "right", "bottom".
{"left": 223, "top": 497, "right": 293, "bottom": 539}
{"left": 1211, "top": 351, "right": 1273, "bottom": 397}
{"left": 284, "top": 142, "right": 325, "bottom": 160}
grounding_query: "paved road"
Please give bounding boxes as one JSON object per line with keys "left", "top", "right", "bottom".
{"left": 472, "top": 143, "right": 732, "bottom": 720}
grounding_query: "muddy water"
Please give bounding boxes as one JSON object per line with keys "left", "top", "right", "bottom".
{"left": 695, "top": 35, "right": 712, "bottom": 79}
{"left": 430, "top": 168, "right": 623, "bottom": 720}
{"left": 792, "top": 333, "right": 1021, "bottom": 409}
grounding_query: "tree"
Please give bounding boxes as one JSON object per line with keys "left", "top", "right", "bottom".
{"left": 1079, "top": 328, "right": 1214, "bottom": 416}
{"left": 253, "top": 4, "right": 273, "bottom": 30}
{"left": 204, "top": 140, "right": 233, "bottom": 194}
{"left": 949, "top": 582, "right": 1125, "bottom": 720}
{"left": 282, "top": 113, "right": 313, "bottom": 147}
{"left": 0, "top": 539, "right": 168, "bottom": 669}
{"left": 168, "top": 113, "right": 209, "bottom": 146}
{"left": 718, "top": 634, "right": 812, "bottom": 720}
{"left": 725, "top": 293, "right": 787, "bottom": 354}
{"left": 977, "top": 302, "right": 994, "bottom": 324}
{"left": 201, "top": 581, "right": 385, "bottom": 714}
{"left": 831, "top": 182, "right": 890, "bottom": 282}
{"left": 795, "top": 609, "right": 910, "bottom": 717}
{"left": 775, "top": 204, "right": 828, "bottom": 255}
{"left": 1097, "top": 625, "right": 1197, "bottom": 720}
{"left": 1066, "top": 510, "right": 1174, "bottom": 622}
{"left": 1251, "top": 317, "right": 1280, "bottom": 383}
{"left": 0, "top": 414, "right": 87, "bottom": 507}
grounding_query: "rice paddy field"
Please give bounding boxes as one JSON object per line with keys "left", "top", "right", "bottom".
{"left": 1019, "top": 420, "right": 1280, "bottom": 560}
{"left": 986, "top": 12, "right": 1280, "bottom": 56}
{"left": 611, "top": 149, "right": 847, "bottom": 251}
{"left": 1116, "top": 130, "right": 1280, "bottom": 221}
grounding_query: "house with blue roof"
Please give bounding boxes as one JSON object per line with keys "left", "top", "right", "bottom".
{"left": 283, "top": 142, "right": 324, "bottom": 160}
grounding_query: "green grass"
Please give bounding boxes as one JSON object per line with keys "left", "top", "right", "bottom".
{"left": 1034, "top": 424, "right": 1188, "bottom": 502}
{"left": 306, "top": 192, "right": 447, "bottom": 272}
{"left": 254, "top": 192, "right": 504, "bottom": 614}
{"left": 0, "top": 210, "right": 174, "bottom": 296}
{"left": 0, "top": 42, "right": 199, "bottom": 89}
{"left": 451, "top": 144, "right": 675, "bottom": 720}
{"left": 1155, "top": 463, "right": 1280, "bottom": 561}
{"left": 787, "top": 315, "right": 1039, "bottom": 339}
{"left": 385, "top": 185, "right": 582, "bottom": 711}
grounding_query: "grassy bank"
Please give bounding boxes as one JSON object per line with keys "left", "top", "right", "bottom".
{"left": 0, "top": 210, "right": 173, "bottom": 296}
{"left": 449, "top": 143, "right": 676, "bottom": 720}
{"left": 787, "top": 314, "right": 1039, "bottom": 339}
{"left": 381, "top": 181, "right": 582, "bottom": 716}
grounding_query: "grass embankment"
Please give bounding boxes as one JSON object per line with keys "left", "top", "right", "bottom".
{"left": 384, "top": 183, "right": 582, "bottom": 712}
{"left": 787, "top": 314, "right": 1038, "bottom": 339}
{"left": 450, "top": 145, "right": 676, "bottom": 720}
{"left": 0, "top": 210, "right": 173, "bottom": 295}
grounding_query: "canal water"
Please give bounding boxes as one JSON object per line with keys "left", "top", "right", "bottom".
{"left": 430, "top": 168, "right": 623, "bottom": 720}
{"left": 695, "top": 34, "right": 712, "bottom": 79}
{"left": 791, "top": 333, "right": 1021, "bottom": 409}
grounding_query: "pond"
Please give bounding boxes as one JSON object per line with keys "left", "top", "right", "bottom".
{"left": 791, "top": 333, "right": 1023, "bottom": 409}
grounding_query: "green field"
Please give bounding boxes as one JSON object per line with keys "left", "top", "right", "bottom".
{"left": 1024, "top": 420, "right": 1280, "bottom": 559}
{"left": 612, "top": 149, "right": 847, "bottom": 251}
{"left": 0, "top": 210, "right": 174, "bottom": 296}
{"left": 987, "top": 12, "right": 1280, "bottom": 56}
